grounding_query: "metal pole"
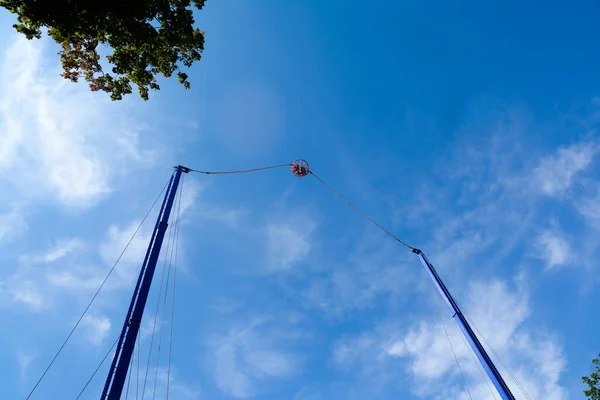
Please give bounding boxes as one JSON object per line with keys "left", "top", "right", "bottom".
{"left": 102, "top": 166, "right": 189, "bottom": 400}
{"left": 412, "top": 248, "right": 516, "bottom": 400}
{"left": 100, "top": 174, "right": 173, "bottom": 400}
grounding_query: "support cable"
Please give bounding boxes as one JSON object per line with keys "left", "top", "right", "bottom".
{"left": 141, "top": 221, "right": 174, "bottom": 399}
{"left": 458, "top": 329, "right": 499, "bottom": 400}
{"left": 125, "top": 351, "right": 134, "bottom": 400}
{"left": 307, "top": 165, "right": 512, "bottom": 398}
{"left": 190, "top": 164, "right": 291, "bottom": 175}
{"left": 465, "top": 316, "right": 531, "bottom": 400}
{"left": 151, "top": 205, "right": 179, "bottom": 400}
{"left": 440, "top": 317, "right": 473, "bottom": 400}
{"left": 416, "top": 252, "right": 473, "bottom": 400}
{"left": 137, "top": 333, "right": 141, "bottom": 400}
{"left": 188, "top": 162, "right": 415, "bottom": 251}
{"left": 308, "top": 171, "right": 414, "bottom": 251}
{"left": 167, "top": 175, "right": 184, "bottom": 399}
{"left": 25, "top": 179, "right": 170, "bottom": 400}
{"left": 75, "top": 336, "right": 120, "bottom": 400}
{"left": 189, "top": 160, "right": 517, "bottom": 399}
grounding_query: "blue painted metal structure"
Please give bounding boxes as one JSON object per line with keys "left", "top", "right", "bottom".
{"left": 96, "top": 162, "right": 514, "bottom": 399}
{"left": 101, "top": 165, "right": 189, "bottom": 400}
{"left": 412, "top": 248, "right": 516, "bottom": 400}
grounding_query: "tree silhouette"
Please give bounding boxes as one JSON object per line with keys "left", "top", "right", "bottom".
{"left": 583, "top": 354, "right": 600, "bottom": 399}
{"left": 1, "top": 0, "right": 206, "bottom": 100}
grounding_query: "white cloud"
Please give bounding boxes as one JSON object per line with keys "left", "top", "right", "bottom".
{"left": 208, "top": 318, "right": 300, "bottom": 398}
{"left": 267, "top": 224, "right": 311, "bottom": 270}
{"left": 140, "top": 366, "right": 201, "bottom": 400}
{"left": 197, "top": 204, "right": 246, "bottom": 225}
{"left": 466, "top": 280, "right": 530, "bottom": 348}
{"left": 245, "top": 349, "right": 296, "bottom": 377}
{"left": 99, "top": 221, "right": 153, "bottom": 287}
{"left": 16, "top": 350, "right": 37, "bottom": 380}
{"left": 86, "top": 217, "right": 186, "bottom": 295}
{"left": 332, "top": 279, "right": 567, "bottom": 400}
{"left": 10, "top": 280, "right": 45, "bottom": 311}
{"left": 306, "top": 240, "right": 414, "bottom": 316}
{"left": 0, "top": 205, "right": 28, "bottom": 243}
{"left": 332, "top": 332, "right": 386, "bottom": 376}
{"left": 534, "top": 141, "right": 596, "bottom": 196}
{"left": 140, "top": 312, "right": 163, "bottom": 339}
{"left": 215, "top": 343, "right": 252, "bottom": 398}
{"left": 265, "top": 214, "right": 316, "bottom": 271}
{"left": 0, "top": 35, "right": 151, "bottom": 208}
{"left": 576, "top": 189, "right": 600, "bottom": 230}
{"left": 385, "top": 321, "right": 460, "bottom": 380}
{"left": 2, "top": 218, "right": 154, "bottom": 312}
{"left": 100, "top": 221, "right": 151, "bottom": 266}
{"left": 319, "top": 129, "right": 595, "bottom": 398}
{"left": 20, "top": 237, "right": 85, "bottom": 264}
{"left": 43, "top": 238, "right": 84, "bottom": 262}
{"left": 535, "top": 230, "right": 572, "bottom": 270}
{"left": 81, "top": 314, "right": 111, "bottom": 346}
{"left": 45, "top": 268, "right": 104, "bottom": 292}
{"left": 179, "top": 177, "right": 203, "bottom": 217}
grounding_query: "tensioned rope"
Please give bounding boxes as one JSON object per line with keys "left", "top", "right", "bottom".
{"left": 308, "top": 171, "right": 414, "bottom": 251}
{"left": 440, "top": 317, "right": 473, "bottom": 400}
{"left": 75, "top": 336, "right": 120, "bottom": 400}
{"left": 137, "top": 328, "right": 141, "bottom": 400}
{"left": 167, "top": 174, "right": 184, "bottom": 399}
{"left": 189, "top": 164, "right": 415, "bottom": 251}
{"left": 460, "top": 327, "right": 499, "bottom": 400}
{"left": 188, "top": 161, "right": 532, "bottom": 399}
{"left": 25, "top": 177, "right": 171, "bottom": 400}
{"left": 190, "top": 164, "right": 292, "bottom": 175}
{"left": 141, "top": 209, "right": 174, "bottom": 400}
{"left": 152, "top": 202, "right": 179, "bottom": 400}
{"left": 414, "top": 248, "right": 474, "bottom": 400}
{"left": 125, "top": 351, "right": 134, "bottom": 400}
{"left": 466, "top": 315, "right": 532, "bottom": 399}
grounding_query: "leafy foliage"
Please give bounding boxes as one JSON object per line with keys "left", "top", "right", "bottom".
{"left": 0, "top": 0, "right": 206, "bottom": 100}
{"left": 583, "top": 355, "right": 600, "bottom": 399}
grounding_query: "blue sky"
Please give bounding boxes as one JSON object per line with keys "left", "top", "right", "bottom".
{"left": 1, "top": 1, "right": 600, "bottom": 399}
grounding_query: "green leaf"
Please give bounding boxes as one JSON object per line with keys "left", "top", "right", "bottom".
{"left": 1, "top": 0, "right": 206, "bottom": 101}
{"left": 583, "top": 354, "right": 600, "bottom": 399}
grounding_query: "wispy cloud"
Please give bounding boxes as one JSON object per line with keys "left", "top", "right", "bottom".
{"left": 1, "top": 217, "right": 153, "bottom": 313}
{"left": 98, "top": 221, "right": 153, "bottom": 286}
{"left": 9, "top": 280, "right": 45, "bottom": 311}
{"left": 319, "top": 111, "right": 585, "bottom": 399}
{"left": 576, "top": 187, "right": 600, "bottom": 229}
{"left": 139, "top": 366, "right": 201, "bottom": 400}
{"left": 81, "top": 314, "right": 111, "bottom": 346}
{"left": 305, "top": 234, "right": 415, "bottom": 317}
{"left": 265, "top": 213, "right": 317, "bottom": 272}
{"left": 533, "top": 141, "right": 597, "bottom": 197}
{"left": 332, "top": 278, "right": 567, "bottom": 399}
{"left": 534, "top": 229, "right": 572, "bottom": 270}
{"left": 207, "top": 318, "right": 301, "bottom": 398}
{"left": 0, "top": 35, "right": 152, "bottom": 209}
{"left": 43, "top": 239, "right": 85, "bottom": 262}
{"left": 19, "top": 238, "right": 85, "bottom": 264}
{"left": 0, "top": 205, "right": 27, "bottom": 243}
{"left": 16, "top": 350, "right": 37, "bottom": 381}
{"left": 179, "top": 177, "right": 203, "bottom": 217}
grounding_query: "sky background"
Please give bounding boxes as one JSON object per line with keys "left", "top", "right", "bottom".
{"left": 1, "top": 1, "right": 600, "bottom": 399}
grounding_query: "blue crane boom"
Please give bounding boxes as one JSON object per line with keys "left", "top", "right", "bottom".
{"left": 413, "top": 248, "right": 516, "bottom": 400}
{"left": 101, "top": 165, "right": 189, "bottom": 400}
{"left": 98, "top": 160, "right": 517, "bottom": 400}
